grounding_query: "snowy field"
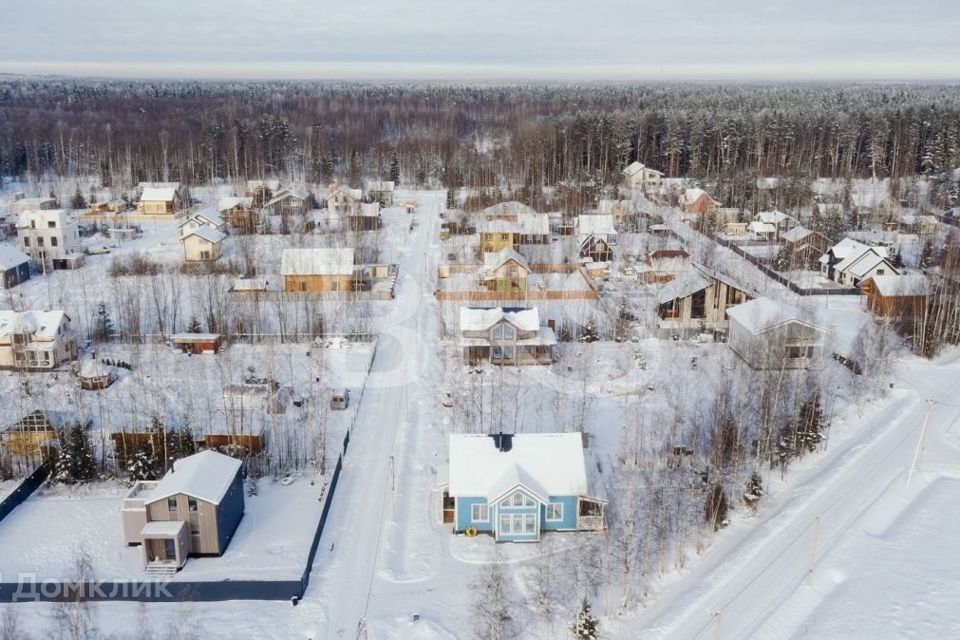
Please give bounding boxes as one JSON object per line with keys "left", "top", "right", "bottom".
{"left": 0, "top": 474, "right": 324, "bottom": 581}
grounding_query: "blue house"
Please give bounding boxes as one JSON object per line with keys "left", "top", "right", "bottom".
{"left": 0, "top": 246, "right": 30, "bottom": 289}
{"left": 442, "top": 433, "right": 605, "bottom": 542}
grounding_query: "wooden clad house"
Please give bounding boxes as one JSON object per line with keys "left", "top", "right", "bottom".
{"left": 480, "top": 249, "right": 530, "bottom": 292}
{"left": 281, "top": 247, "right": 356, "bottom": 292}
{"left": 656, "top": 265, "right": 752, "bottom": 338}
{"left": 781, "top": 226, "right": 830, "bottom": 269}
{"left": 137, "top": 182, "right": 189, "bottom": 214}
{"left": 458, "top": 307, "right": 556, "bottom": 365}
{"left": 679, "top": 188, "right": 720, "bottom": 214}
{"left": 1, "top": 410, "right": 85, "bottom": 458}
{"left": 727, "top": 297, "right": 827, "bottom": 370}
{"left": 171, "top": 333, "right": 223, "bottom": 354}
{"left": 218, "top": 197, "right": 259, "bottom": 233}
{"left": 860, "top": 274, "right": 929, "bottom": 318}
{"left": 263, "top": 188, "right": 309, "bottom": 217}
{"left": 122, "top": 450, "right": 245, "bottom": 570}
{"left": 181, "top": 226, "right": 226, "bottom": 262}
{"left": 441, "top": 433, "right": 605, "bottom": 542}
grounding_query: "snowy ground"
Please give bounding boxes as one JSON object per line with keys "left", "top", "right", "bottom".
{"left": 0, "top": 186, "right": 957, "bottom": 639}
{"left": 0, "top": 475, "right": 324, "bottom": 581}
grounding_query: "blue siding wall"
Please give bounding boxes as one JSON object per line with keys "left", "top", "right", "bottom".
{"left": 542, "top": 496, "right": 578, "bottom": 530}
{"left": 216, "top": 470, "right": 246, "bottom": 553}
{"left": 455, "top": 497, "right": 493, "bottom": 532}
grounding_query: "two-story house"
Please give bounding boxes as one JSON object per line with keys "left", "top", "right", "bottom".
{"left": 458, "top": 307, "right": 556, "bottom": 365}
{"left": 122, "top": 450, "right": 244, "bottom": 571}
{"left": 0, "top": 310, "right": 77, "bottom": 370}
{"left": 16, "top": 209, "right": 80, "bottom": 265}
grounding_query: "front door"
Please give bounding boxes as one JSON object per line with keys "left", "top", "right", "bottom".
{"left": 163, "top": 538, "right": 176, "bottom": 560}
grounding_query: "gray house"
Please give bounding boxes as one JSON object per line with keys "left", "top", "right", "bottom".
{"left": 0, "top": 246, "right": 30, "bottom": 289}
{"left": 122, "top": 450, "right": 244, "bottom": 571}
{"left": 727, "top": 297, "right": 828, "bottom": 370}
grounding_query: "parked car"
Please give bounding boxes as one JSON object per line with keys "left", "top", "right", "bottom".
{"left": 331, "top": 388, "right": 349, "bottom": 410}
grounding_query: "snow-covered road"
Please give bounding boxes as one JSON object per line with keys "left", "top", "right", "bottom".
{"left": 311, "top": 192, "right": 447, "bottom": 638}
{"left": 616, "top": 353, "right": 960, "bottom": 640}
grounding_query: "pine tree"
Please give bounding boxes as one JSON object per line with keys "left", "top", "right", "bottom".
{"left": 70, "top": 186, "right": 87, "bottom": 210}
{"left": 796, "top": 393, "right": 826, "bottom": 454}
{"left": 188, "top": 316, "right": 202, "bottom": 333}
{"left": 92, "top": 302, "right": 114, "bottom": 342}
{"left": 743, "top": 471, "right": 764, "bottom": 508}
{"left": 126, "top": 443, "right": 160, "bottom": 481}
{"left": 571, "top": 598, "right": 600, "bottom": 640}
{"left": 388, "top": 154, "right": 401, "bottom": 185}
{"left": 54, "top": 424, "right": 97, "bottom": 484}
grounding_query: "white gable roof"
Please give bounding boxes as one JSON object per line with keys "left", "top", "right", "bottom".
{"left": 218, "top": 197, "right": 253, "bottom": 212}
{"left": 280, "top": 247, "right": 354, "bottom": 276}
{"left": 576, "top": 214, "right": 617, "bottom": 237}
{"left": 145, "top": 450, "right": 241, "bottom": 504}
{"left": 680, "top": 188, "right": 718, "bottom": 206}
{"left": 781, "top": 226, "right": 813, "bottom": 243}
{"left": 727, "top": 297, "right": 825, "bottom": 334}
{"left": 657, "top": 270, "right": 708, "bottom": 304}
{"left": 748, "top": 221, "right": 776, "bottom": 234}
{"left": 0, "top": 310, "right": 68, "bottom": 339}
{"left": 447, "top": 433, "right": 588, "bottom": 499}
{"left": 483, "top": 248, "right": 529, "bottom": 272}
{"left": 459, "top": 307, "right": 541, "bottom": 333}
{"left": 481, "top": 201, "right": 539, "bottom": 217}
{"left": 0, "top": 246, "right": 30, "bottom": 270}
{"left": 140, "top": 186, "right": 178, "bottom": 202}
{"left": 865, "top": 274, "right": 928, "bottom": 296}
{"left": 182, "top": 226, "right": 226, "bottom": 244}
{"left": 623, "top": 161, "right": 644, "bottom": 176}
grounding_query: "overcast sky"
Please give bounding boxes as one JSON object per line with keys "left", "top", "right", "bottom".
{"left": 0, "top": 0, "right": 957, "bottom": 81}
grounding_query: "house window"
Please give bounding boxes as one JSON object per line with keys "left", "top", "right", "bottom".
{"left": 786, "top": 346, "right": 813, "bottom": 359}
{"left": 50, "top": 237, "right": 58, "bottom": 247}
{"left": 503, "top": 325, "right": 515, "bottom": 340}
{"left": 36, "top": 237, "right": 44, "bottom": 247}
{"left": 492, "top": 346, "right": 502, "bottom": 359}
{"left": 167, "top": 496, "right": 177, "bottom": 512}
{"left": 47, "top": 220, "right": 56, "bottom": 228}
{"left": 499, "top": 513, "right": 537, "bottom": 536}
{"left": 546, "top": 502, "right": 564, "bottom": 521}
{"left": 876, "top": 269, "right": 885, "bottom": 275}
{"left": 188, "top": 497, "right": 198, "bottom": 512}
{"left": 491, "top": 325, "right": 502, "bottom": 339}
{"left": 299, "top": 282, "right": 307, "bottom": 292}
{"left": 507, "top": 491, "right": 536, "bottom": 507}
{"left": 23, "top": 237, "right": 30, "bottom": 247}
{"left": 471, "top": 503, "right": 489, "bottom": 522}
{"left": 504, "top": 346, "right": 515, "bottom": 360}
{"left": 330, "top": 281, "right": 339, "bottom": 292}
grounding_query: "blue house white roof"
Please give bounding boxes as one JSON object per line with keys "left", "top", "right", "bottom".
{"left": 447, "top": 433, "right": 588, "bottom": 499}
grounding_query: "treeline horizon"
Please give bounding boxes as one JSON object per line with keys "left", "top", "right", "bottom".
{"left": 1, "top": 79, "right": 959, "bottom": 206}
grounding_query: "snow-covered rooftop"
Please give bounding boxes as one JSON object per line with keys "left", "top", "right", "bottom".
{"left": 0, "top": 245, "right": 29, "bottom": 270}
{"left": 280, "top": 247, "right": 355, "bottom": 276}
{"left": 482, "top": 248, "right": 529, "bottom": 273}
{"left": 447, "top": 433, "right": 588, "bottom": 500}
{"left": 0, "top": 310, "right": 68, "bottom": 339}
{"left": 182, "top": 226, "right": 226, "bottom": 244}
{"left": 781, "top": 225, "right": 813, "bottom": 243}
{"left": 140, "top": 186, "right": 178, "bottom": 202}
{"left": 459, "top": 307, "right": 541, "bottom": 333}
{"left": 865, "top": 274, "right": 928, "bottom": 296}
{"left": 217, "top": 197, "right": 253, "bottom": 212}
{"left": 576, "top": 214, "right": 617, "bottom": 237}
{"left": 144, "top": 450, "right": 241, "bottom": 505}
{"left": 141, "top": 520, "right": 186, "bottom": 538}
{"left": 727, "top": 297, "right": 825, "bottom": 334}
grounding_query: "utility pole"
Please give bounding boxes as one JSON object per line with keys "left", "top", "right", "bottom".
{"left": 906, "top": 398, "right": 934, "bottom": 487}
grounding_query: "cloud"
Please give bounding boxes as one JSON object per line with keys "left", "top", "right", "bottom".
{"left": 0, "top": 0, "right": 957, "bottom": 79}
